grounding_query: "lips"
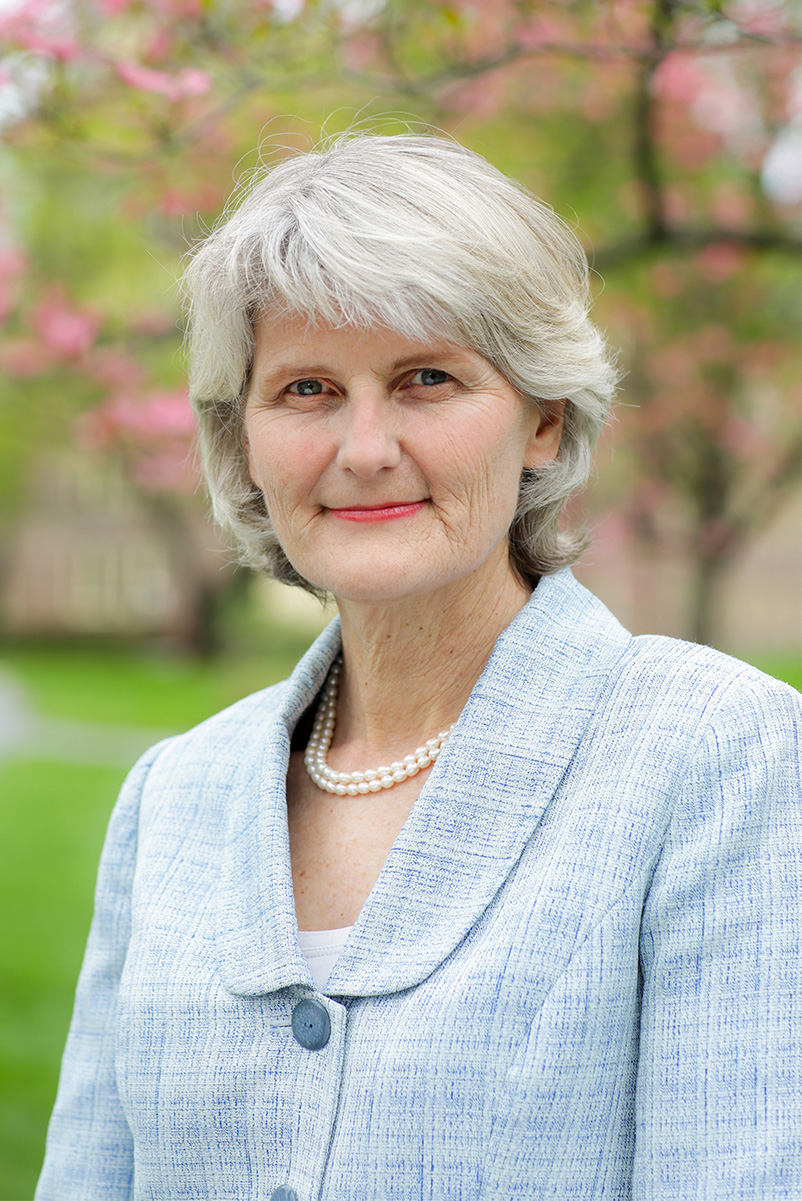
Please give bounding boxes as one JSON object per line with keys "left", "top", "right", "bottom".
{"left": 326, "top": 501, "right": 427, "bottom": 523}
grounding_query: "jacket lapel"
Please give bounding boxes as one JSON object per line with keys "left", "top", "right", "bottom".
{"left": 217, "top": 570, "right": 631, "bottom": 999}
{"left": 327, "top": 570, "right": 631, "bottom": 997}
{"left": 216, "top": 617, "right": 342, "bottom": 996}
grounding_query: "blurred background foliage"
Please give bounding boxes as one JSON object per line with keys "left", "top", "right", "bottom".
{"left": 0, "top": 0, "right": 800, "bottom": 1194}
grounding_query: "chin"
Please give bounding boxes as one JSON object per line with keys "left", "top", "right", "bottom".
{"left": 322, "top": 577, "right": 438, "bottom": 607}
{"left": 291, "top": 553, "right": 444, "bottom": 606}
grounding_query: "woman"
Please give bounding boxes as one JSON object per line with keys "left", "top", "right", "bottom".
{"left": 37, "top": 133, "right": 800, "bottom": 1200}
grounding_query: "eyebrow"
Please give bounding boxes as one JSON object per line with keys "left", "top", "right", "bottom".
{"left": 255, "top": 345, "right": 469, "bottom": 384}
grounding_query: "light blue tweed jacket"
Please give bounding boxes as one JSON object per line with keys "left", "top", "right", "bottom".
{"left": 37, "top": 571, "right": 802, "bottom": 1200}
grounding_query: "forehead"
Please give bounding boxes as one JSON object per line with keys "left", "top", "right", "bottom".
{"left": 250, "top": 310, "right": 474, "bottom": 374}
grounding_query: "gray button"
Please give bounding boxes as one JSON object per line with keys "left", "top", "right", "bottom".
{"left": 269, "top": 1189, "right": 298, "bottom": 1201}
{"left": 291, "top": 997, "right": 331, "bottom": 1050}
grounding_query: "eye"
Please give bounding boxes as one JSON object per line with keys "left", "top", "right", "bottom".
{"left": 410, "top": 368, "right": 451, "bottom": 387}
{"left": 288, "top": 378, "right": 325, "bottom": 396}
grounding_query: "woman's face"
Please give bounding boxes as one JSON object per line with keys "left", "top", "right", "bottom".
{"left": 244, "top": 312, "right": 563, "bottom": 606}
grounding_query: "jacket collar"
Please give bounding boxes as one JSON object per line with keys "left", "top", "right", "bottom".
{"left": 217, "top": 570, "right": 631, "bottom": 998}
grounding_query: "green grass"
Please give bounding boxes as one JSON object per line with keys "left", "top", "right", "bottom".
{"left": 0, "top": 758, "right": 129, "bottom": 1201}
{"left": 740, "top": 652, "right": 802, "bottom": 693}
{"left": 0, "top": 637, "right": 312, "bottom": 1199}
{"left": 2, "top": 632, "right": 313, "bottom": 733}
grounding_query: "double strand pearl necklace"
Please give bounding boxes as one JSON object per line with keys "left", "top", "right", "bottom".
{"left": 304, "top": 656, "right": 455, "bottom": 795}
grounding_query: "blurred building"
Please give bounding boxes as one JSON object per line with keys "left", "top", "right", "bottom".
{"left": 574, "top": 488, "right": 801, "bottom": 657}
{"left": 0, "top": 453, "right": 229, "bottom": 644}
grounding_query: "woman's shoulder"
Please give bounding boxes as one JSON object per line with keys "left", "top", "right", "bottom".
{"left": 120, "top": 677, "right": 293, "bottom": 795}
{"left": 608, "top": 632, "right": 801, "bottom": 759}
{"left": 532, "top": 572, "right": 799, "bottom": 729}
{"left": 183, "top": 676, "right": 292, "bottom": 739}
{"left": 622, "top": 631, "right": 798, "bottom": 704}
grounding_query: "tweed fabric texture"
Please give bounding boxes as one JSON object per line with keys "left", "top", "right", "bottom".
{"left": 36, "top": 571, "right": 802, "bottom": 1199}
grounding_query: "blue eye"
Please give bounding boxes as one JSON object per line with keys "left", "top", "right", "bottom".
{"left": 291, "top": 379, "right": 324, "bottom": 396}
{"left": 413, "top": 369, "right": 450, "bottom": 386}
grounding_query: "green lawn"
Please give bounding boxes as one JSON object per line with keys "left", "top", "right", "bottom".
{"left": 1, "top": 639, "right": 798, "bottom": 1198}
{"left": 3, "top": 632, "right": 314, "bottom": 732}
{"left": 0, "top": 759, "right": 130, "bottom": 1200}
{"left": 743, "top": 652, "right": 802, "bottom": 693}
{"left": 1, "top": 638, "right": 308, "bottom": 1201}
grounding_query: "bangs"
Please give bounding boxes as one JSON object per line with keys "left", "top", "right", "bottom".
{"left": 230, "top": 201, "right": 501, "bottom": 358}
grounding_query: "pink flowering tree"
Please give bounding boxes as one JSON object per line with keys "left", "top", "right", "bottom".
{"left": 0, "top": 0, "right": 798, "bottom": 646}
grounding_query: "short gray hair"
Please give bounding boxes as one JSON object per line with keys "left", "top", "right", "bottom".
{"left": 183, "top": 132, "right": 621, "bottom": 594}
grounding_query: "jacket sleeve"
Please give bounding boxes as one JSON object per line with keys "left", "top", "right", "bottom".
{"left": 635, "top": 672, "right": 802, "bottom": 1198}
{"left": 35, "top": 740, "right": 170, "bottom": 1201}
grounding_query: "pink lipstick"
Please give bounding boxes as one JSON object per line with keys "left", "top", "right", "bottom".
{"left": 328, "top": 501, "right": 426, "bottom": 523}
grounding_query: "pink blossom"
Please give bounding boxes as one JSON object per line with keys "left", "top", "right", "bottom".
{"left": 649, "top": 262, "right": 683, "bottom": 300}
{"left": 98, "top": 0, "right": 201, "bottom": 13}
{"left": 95, "top": 0, "right": 134, "bottom": 13}
{"left": 0, "top": 0, "right": 80, "bottom": 61}
{"left": 133, "top": 446, "right": 198, "bottom": 493}
{"left": 176, "top": 67, "right": 211, "bottom": 98}
{"left": 0, "top": 284, "right": 14, "bottom": 324}
{"left": 79, "top": 395, "right": 138, "bottom": 447}
{"left": 728, "top": 1, "right": 791, "bottom": 37}
{"left": 78, "top": 387, "right": 198, "bottom": 492}
{"left": 692, "top": 74, "right": 759, "bottom": 141}
{"left": 697, "top": 243, "right": 745, "bottom": 282}
{"left": 0, "top": 338, "right": 53, "bottom": 376}
{"left": 720, "top": 417, "right": 769, "bottom": 456}
{"left": 629, "top": 479, "right": 669, "bottom": 519}
{"left": 115, "top": 61, "right": 177, "bottom": 96}
{"left": 711, "top": 183, "right": 753, "bottom": 225}
{"left": 30, "top": 291, "right": 100, "bottom": 359}
{"left": 0, "top": 244, "right": 26, "bottom": 322}
{"left": 139, "top": 391, "right": 196, "bottom": 437}
{"left": 150, "top": 0, "right": 203, "bottom": 16}
{"left": 443, "top": 71, "right": 508, "bottom": 119}
{"left": 87, "top": 349, "right": 146, "bottom": 391}
{"left": 694, "top": 323, "right": 736, "bottom": 362}
{"left": 145, "top": 28, "right": 176, "bottom": 62}
{"left": 131, "top": 308, "right": 175, "bottom": 336}
{"left": 342, "top": 32, "right": 382, "bottom": 71}
{"left": 0, "top": 244, "right": 26, "bottom": 279}
{"left": 17, "top": 32, "right": 80, "bottom": 60}
{"left": 157, "top": 187, "right": 196, "bottom": 217}
{"left": 86, "top": 389, "right": 195, "bottom": 441}
{"left": 591, "top": 512, "right": 631, "bottom": 551}
{"left": 742, "top": 341, "right": 786, "bottom": 374}
{"left": 663, "top": 186, "right": 691, "bottom": 222}
{"left": 516, "top": 17, "right": 564, "bottom": 50}
{"left": 115, "top": 61, "right": 211, "bottom": 103}
{"left": 652, "top": 53, "right": 708, "bottom": 104}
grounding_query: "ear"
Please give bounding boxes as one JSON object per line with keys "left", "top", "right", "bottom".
{"left": 524, "top": 400, "right": 565, "bottom": 470}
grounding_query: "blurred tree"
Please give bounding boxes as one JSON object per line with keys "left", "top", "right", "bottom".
{"left": 0, "top": 0, "right": 799, "bottom": 645}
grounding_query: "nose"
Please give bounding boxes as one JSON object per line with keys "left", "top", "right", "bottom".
{"left": 335, "top": 390, "right": 401, "bottom": 478}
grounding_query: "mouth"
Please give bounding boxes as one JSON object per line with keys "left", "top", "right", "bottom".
{"left": 326, "top": 501, "right": 427, "bottom": 523}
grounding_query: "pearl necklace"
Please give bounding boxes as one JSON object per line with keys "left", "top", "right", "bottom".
{"left": 304, "top": 656, "right": 454, "bottom": 795}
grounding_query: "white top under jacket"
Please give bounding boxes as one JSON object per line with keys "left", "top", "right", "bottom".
{"left": 296, "top": 927, "right": 353, "bottom": 991}
{"left": 36, "top": 570, "right": 802, "bottom": 1200}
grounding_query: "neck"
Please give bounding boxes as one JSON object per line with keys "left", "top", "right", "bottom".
{"left": 331, "top": 553, "right": 532, "bottom": 762}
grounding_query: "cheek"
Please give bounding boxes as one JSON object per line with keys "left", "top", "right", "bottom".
{"left": 431, "top": 424, "right": 526, "bottom": 514}
{"left": 246, "top": 419, "right": 317, "bottom": 498}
